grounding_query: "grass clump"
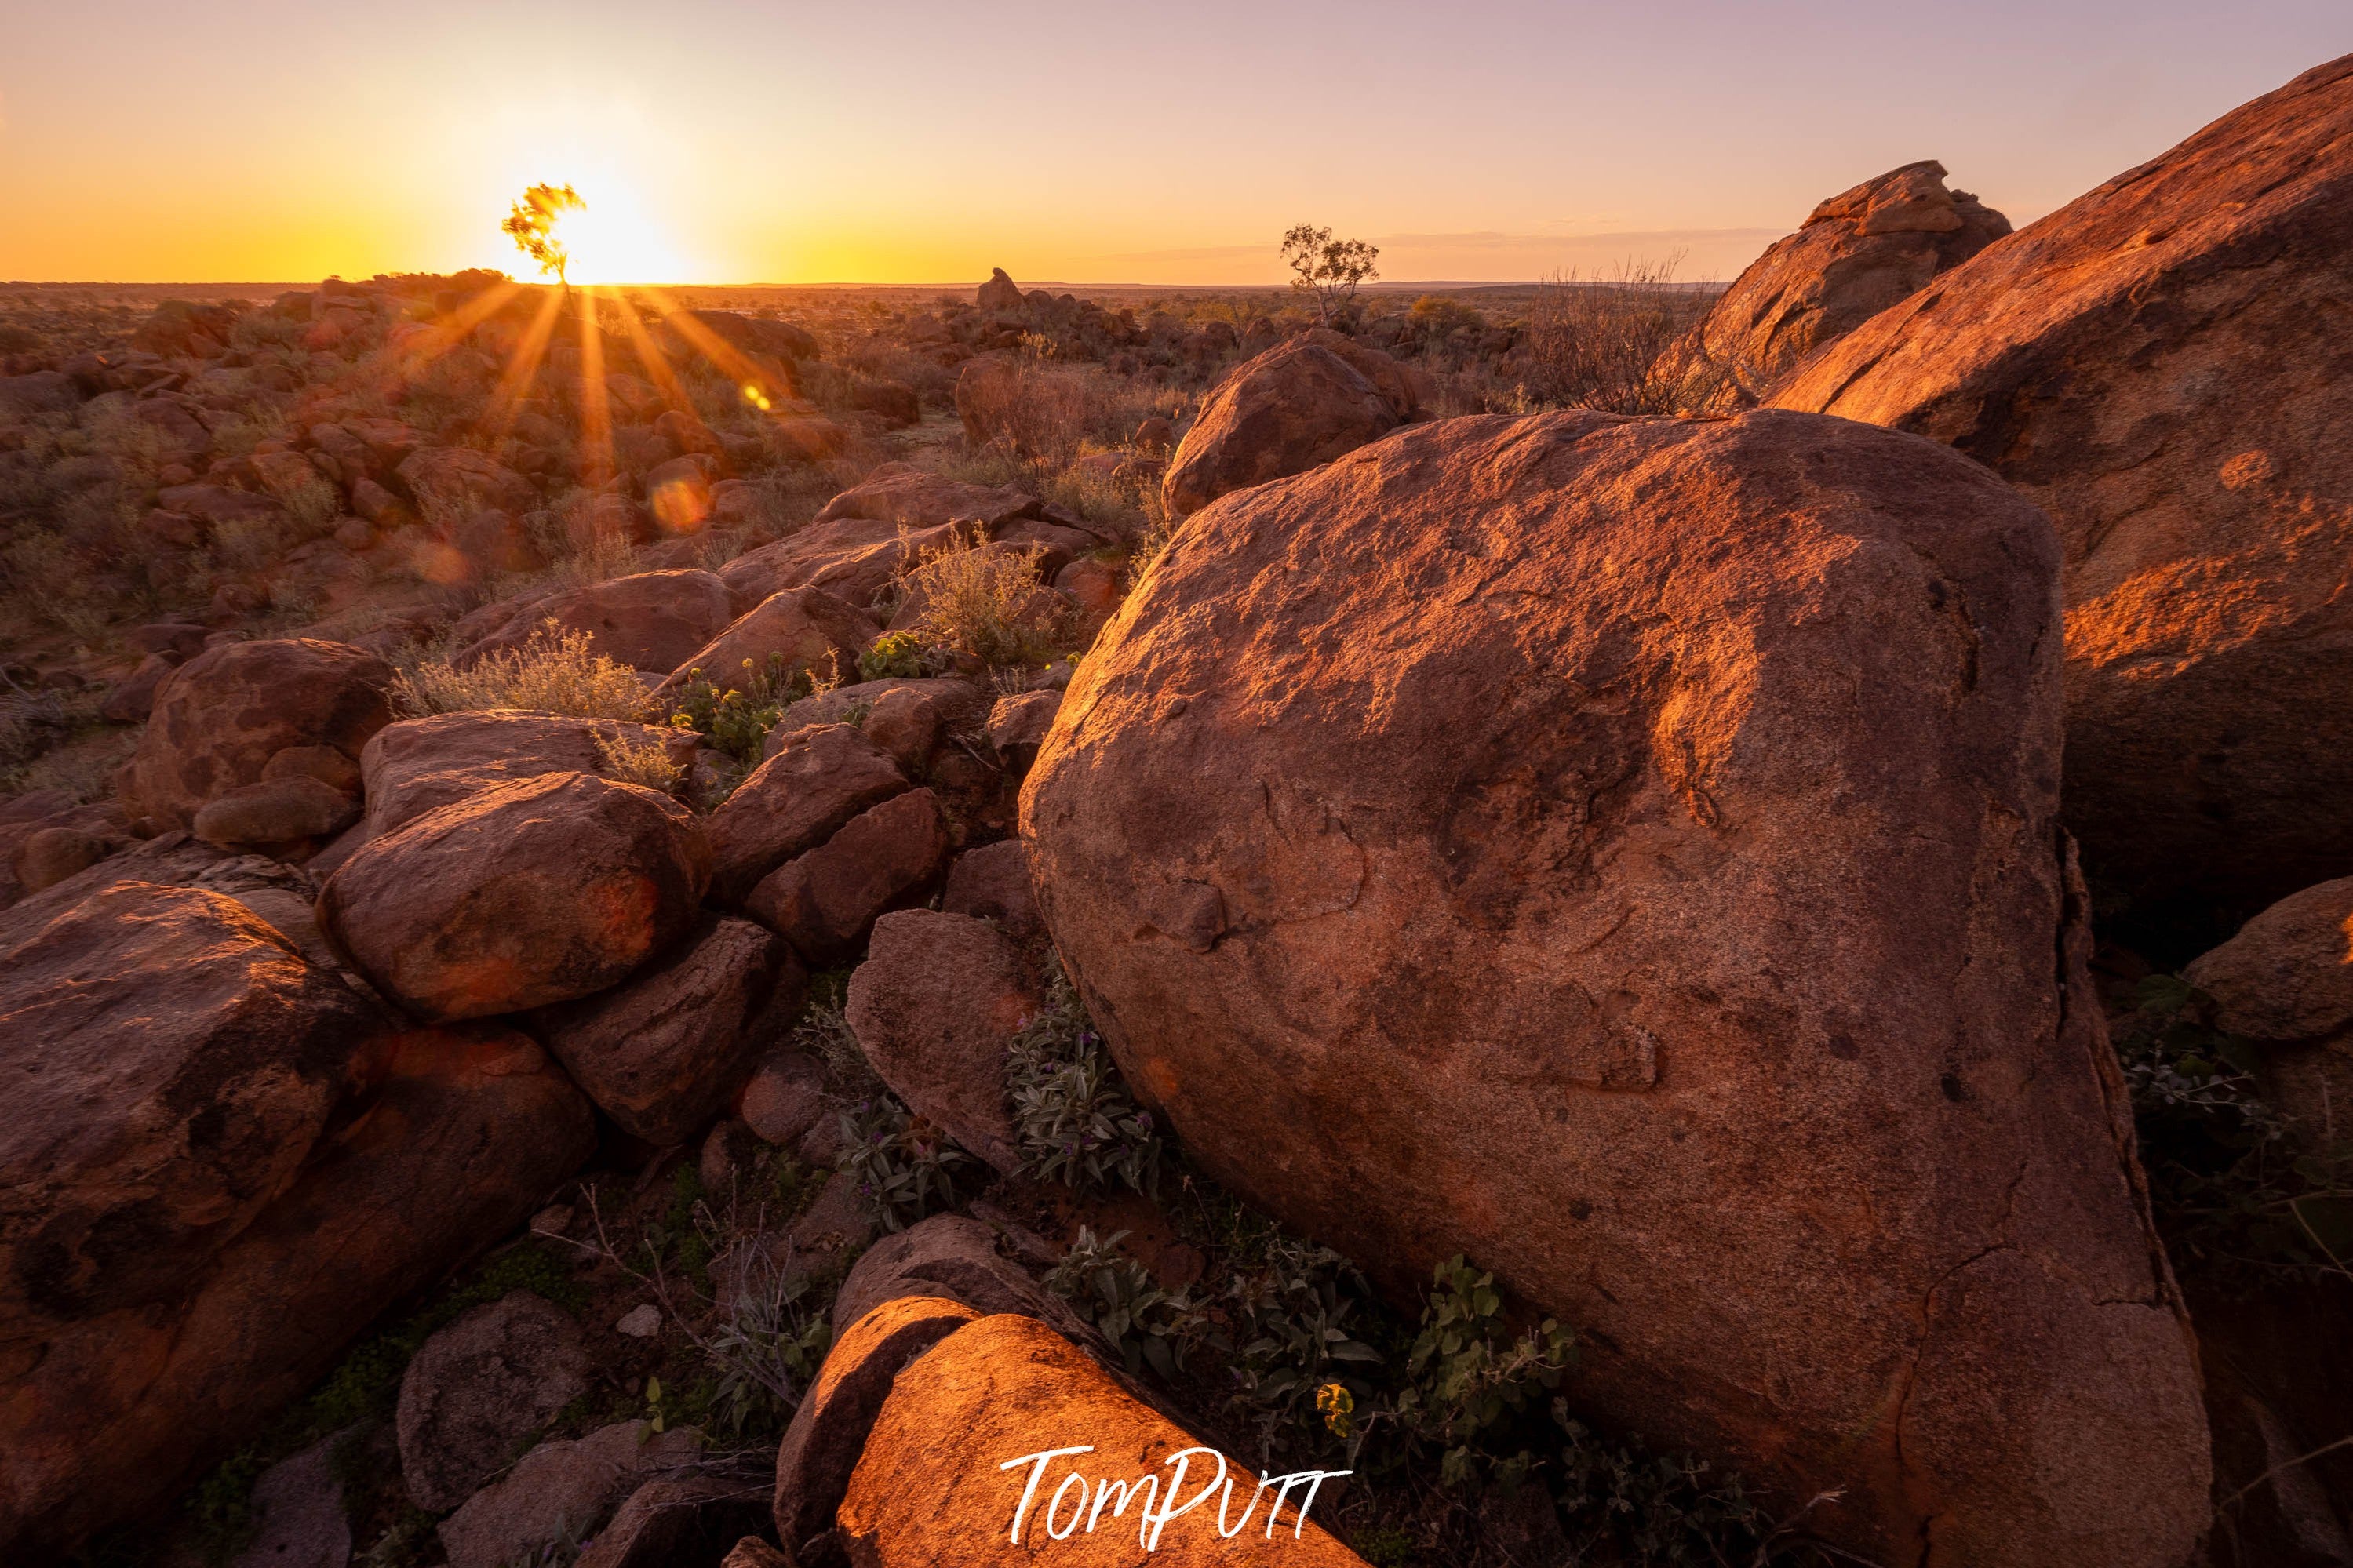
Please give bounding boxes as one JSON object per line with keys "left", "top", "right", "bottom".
{"left": 391, "top": 621, "right": 653, "bottom": 720}
{"left": 593, "top": 728, "right": 683, "bottom": 795}
{"left": 899, "top": 530, "right": 1060, "bottom": 668}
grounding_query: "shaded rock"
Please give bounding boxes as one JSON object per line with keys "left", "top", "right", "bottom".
{"left": 263, "top": 744, "right": 364, "bottom": 794}
{"left": 100, "top": 653, "right": 180, "bottom": 723}
{"left": 398, "top": 1292, "right": 592, "bottom": 1512}
{"left": 0, "top": 895, "right": 592, "bottom": 1565}
{"left": 230, "top": 1433, "right": 351, "bottom": 1568}
{"left": 156, "top": 482, "right": 279, "bottom": 529}
{"left": 191, "top": 776, "right": 359, "bottom": 849}
{"left": 118, "top": 638, "right": 393, "bottom": 830}
{"left": 321, "top": 772, "right": 711, "bottom": 1022}
{"left": 1692, "top": 160, "right": 2009, "bottom": 403}
{"left": 1022, "top": 407, "right": 2209, "bottom": 1567}
{"left": 721, "top": 518, "right": 952, "bottom": 614}
{"left": 860, "top": 686, "right": 942, "bottom": 772}
{"left": 942, "top": 839, "right": 1041, "bottom": 941}
{"left": 2186, "top": 876, "right": 2353, "bottom": 1147}
{"left": 653, "top": 588, "right": 877, "bottom": 704}
{"left": 14, "top": 824, "right": 118, "bottom": 893}
{"left": 530, "top": 915, "right": 803, "bottom": 1146}
{"left": 453, "top": 507, "right": 545, "bottom": 577}
{"left": 723, "top": 1537, "right": 793, "bottom": 1568}
{"left": 772, "top": 1296, "right": 979, "bottom": 1557}
{"left": 771, "top": 677, "right": 987, "bottom": 753}
{"left": 813, "top": 465, "right": 1040, "bottom": 533}
{"left": 745, "top": 788, "right": 950, "bottom": 964}
{"left": 1769, "top": 56, "right": 2353, "bottom": 914}
{"left": 0, "top": 370, "right": 82, "bottom": 416}
{"left": 438, "top": 1421, "right": 703, "bottom": 1568}
{"left": 360, "top": 711, "right": 688, "bottom": 836}
{"left": 395, "top": 446, "right": 536, "bottom": 520}
{"left": 456, "top": 570, "right": 741, "bottom": 675}
{"left": 785, "top": 1169, "right": 876, "bottom": 1260}
{"left": 985, "top": 689, "right": 1061, "bottom": 757}
{"left": 687, "top": 310, "right": 817, "bottom": 363}
{"left": 577, "top": 1472, "right": 774, "bottom": 1568}
{"left": 831, "top": 1214, "right": 1091, "bottom": 1343}
{"left": 699, "top": 1119, "right": 766, "bottom": 1195}
{"left": 705, "top": 725, "right": 907, "bottom": 904}
{"left": 736, "top": 1050, "right": 829, "bottom": 1148}
{"left": 1162, "top": 331, "right": 1411, "bottom": 517}
{"left": 977, "top": 268, "right": 1024, "bottom": 312}
{"left": 836, "top": 1314, "right": 1369, "bottom": 1566}
{"left": 846, "top": 912, "right": 1033, "bottom": 1174}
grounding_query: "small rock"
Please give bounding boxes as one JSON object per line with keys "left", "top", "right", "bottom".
{"left": 437, "top": 1421, "right": 701, "bottom": 1568}
{"left": 230, "top": 1432, "right": 351, "bottom": 1568}
{"left": 738, "top": 1050, "right": 829, "bottom": 1147}
{"left": 700, "top": 1119, "right": 767, "bottom": 1196}
{"left": 985, "top": 689, "right": 1061, "bottom": 757}
{"left": 941, "top": 839, "right": 1041, "bottom": 941}
{"left": 192, "top": 776, "right": 360, "bottom": 849}
{"left": 616, "top": 1304, "right": 663, "bottom": 1340}
{"left": 705, "top": 725, "right": 908, "bottom": 904}
{"left": 845, "top": 911, "right": 1035, "bottom": 1173}
{"left": 398, "top": 1292, "right": 592, "bottom": 1512}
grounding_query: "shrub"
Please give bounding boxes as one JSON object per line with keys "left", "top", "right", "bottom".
{"left": 2116, "top": 973, "right": 2353, "bottom": 1288}
{"left": 856, "top": 630, "right": 934, "bottom": 682}
{"left": 900, "top": 530, "right": 1060, "bottom": 668}
{"left": 594, "top": 729, "right": 683, "bottom": 795}
{"left": 1006, "top": 962, "right": 1165, "bottom": 1197}
{"left": 1553, "top": 1410, "right": 1766, "bottom": 1566}
{"left": 665, "top": 650, "right": 810, "bottom": 764}
{"left": 1386, "top": 1256, "right": 1575, "bottom": 1488}
{"left": 391, "top": 621, "right": 654, "bottom": 720}
{"left": 1220, "top": 1236, "right": 1384, "bottom": 1461}
{"left": 837, "top": 1096, "right": 974, "bottom": 1233}
{"left": 1515, "top": 257, "right": 1728, "bottom": 416}
{"left": 959, "top": 357, "right": 1157, "bottom": 462}
{"left": 1044, "top": 1227, "right": 1205, "bottom": 1380}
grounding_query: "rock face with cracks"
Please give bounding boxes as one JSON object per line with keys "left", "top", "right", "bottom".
{"left": 1022, "top": 408, "right": 2209, "bottom": 1567}
{"left": 1770, "top": 54, "right": 2353, "bottom": 915}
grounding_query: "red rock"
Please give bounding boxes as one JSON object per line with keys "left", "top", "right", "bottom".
{"left": 830, "top": 1214, "right": 1094, "bottom": 1344}
{"left": 745, "top": 788, "right": 950, "bottom": 963}
{"left": 191, "top": 777, "right": 359, "bottom": 849}
{"left": 395, "top": 446, "right": 536, "bottom": 522}
{"left": 100, "top": 653, "right": 178, "bottom": 722}
{"left": 1022, "top": 408, "right": 2209, "bottom": 1566}
{"left": 360, "top": 711, "right": 689, "bottom": 835}
{"left": 652, "top": 587, "right": 877, "bottom": 704}
{"left": 705, "top": 724, "right": 908, "bottom": 904}
{"left": 574, "top": 1473, "right": 771, "bottom": 1568}
{"left": 736, "top": 1050, "right": 830, "bottom": 1147}
{"left": 155, "top": 482, "right": 279, "bottom": 528}
{"left": 2185, "top": 876, "right": 2353, "bottom": 1146}
{"left": 985, "top": 689, "right": 1062, "bottom": 756}
{"left": 452, "top": 508, "right": 544, "bottom": 577}
{"left": 836, "top": 1313, "right": 1369, "bottom": 1566}
{"left": 455, "top": 569, "right": 739, "bottom": 675}
{"left": 655, "top": 408, "right": 725, "bottom": 460}
{"left": 0, "top": 875, "right": 593, "bottom": 1557}
{"left": 814, "top": 465, "right": 1040, "bottom": 532}
{"left": 771, "top": 1296, "right": 980, "bottom": 1558}
{"left": 976, "top": 268, "right": 1024, "bottom": 312}
{"left": 1768, "top": 56, "right": 2353, "bottom": 912}
{"left": 942, "top": 839, "right": 1041, "bottom": 941}
{"left": 1690, "top": 161, "right": 2009, "bottom": 403}
{"left": 529, "top": 914, "right": 803, "bottom": 1145}
{"left": 117, "top": 638, "right": 393, "bottom": 830}
{"left": 13, "top": 826, "right": 117, "bottom": 894}
{"left": 846, "top": 910, "right": 1033, "bottom": 1173}
{"left": 1161, "top": 331, "right": 1414, "bottom": 517}
{"left": 861, "top": 686, "right": 942, "bottom": 771}
{"left": 321, "top": 772, "right": 711, "bottom": 1022}
{"left": 770, "top": 678, "right": 988, "bottom": 756}
{"left": 397, "top": 1292, "right": 591, "bottom": 1511}
{"left": 438, "top": 1421, "right": 702, "bottom": 1568}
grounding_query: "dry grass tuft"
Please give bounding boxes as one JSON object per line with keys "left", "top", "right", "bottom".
{"left": 1516, "top": 256, "right": 1729, "bottom": 416}
{"left": 391, "top": 621, "right": 654, "bottom": 720}
{"left": 900, "top": 530, "right": 1062, "bottom": 668}
{"left": 594, "top": 728, "right": 684, "bottom": 794}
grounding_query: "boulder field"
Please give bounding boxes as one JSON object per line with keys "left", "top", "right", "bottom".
{"left": 1770, "top": 52, "right": 2353, "bottom": 919}
{"left": 1022, "top": 407, "right": 2211, "bottom": 1567}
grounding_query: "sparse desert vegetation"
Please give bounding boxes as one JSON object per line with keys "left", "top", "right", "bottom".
{"left": 5, "top": 45, "right": 2353, "bottom": 1568}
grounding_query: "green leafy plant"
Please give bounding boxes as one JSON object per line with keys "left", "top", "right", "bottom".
{"left": 1554, "top": 1407, "right": 1766, "bottom": 1566}
{"left": 858, "top": 629, "right": 939, "bottom": 682}
{"left": 2116, "top": 973, "right": 2353, "bottom": 1287}
{"left": 705, "top": 1250, "right": 832, "bottom": 1438}
{"left": 665, "top": 649, "right": 811, "bottom": 764}
{"left": 839, "top": 1095, "right": 974, "bottom": 1232}
{"left": 1382, "top": 1256, "right": 1575, "bottom": 1487}
{"left": 1044, "top": 1226, "right": 1204, "bottom": 1381}
{"left": 1219, "top": 1235, "right": 1383, "bottom": 1460}
{"left": 1006, "top": 964, "right": 1165, "bottom": 1197}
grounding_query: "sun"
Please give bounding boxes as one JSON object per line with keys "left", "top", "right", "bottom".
{"left": 542, "top": 180, "right": 693, "bottom": 285}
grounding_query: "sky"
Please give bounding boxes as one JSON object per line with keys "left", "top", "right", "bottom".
{"left": 0, "top": 1, "right": 2345, "bottom": 286}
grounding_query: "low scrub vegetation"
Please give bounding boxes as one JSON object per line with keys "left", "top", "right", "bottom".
{"left": 390, "top": 621, "right": 653, "bottom": 720}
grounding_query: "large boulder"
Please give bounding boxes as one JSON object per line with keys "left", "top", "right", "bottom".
{"left": 455, "top": 570, "right": 741, "bottom": 674}
{"left": 1022, "top": 409, "right": 2209, "bottom": 1567}
{"left": 2185, "top": 876, "right": 2353, "bottom": 1146}
{"left": 1768, "top": 55, "right": 2353, "bottom": 915}
{"left": 976, "top": 267, "right": 1024, "bottom": 313}
{"left": 651, "top": 587, "right": 877, "bottom": 704}
{"left": 719, "top": 518, "right": 952, "bottom": 613}
{"left": 360, "top": 711, "right": 689, "bottom": 835}
{"left": 1690, "top": 161, "right": 2008, "bottom": 402}
{"left": 117, "top": 639, "right": 393, "bottom": 831}
{"left": 320, "top": 772, "right": 711, "bottom": 1021}
{"left": 835, "top": 1313, "right": 1369, "bottom": 1566}
{"left": 397, "top": 1291, "right": 591, "bottom": 1512}
{"left": 705, "top": 724, "right": 908, "bottom": 904}
{"left": 438, "top": 1420, "right": 703, "bottom": 1568}
{"left": 530, "top": 915, "right": 805, "bottom": 1146}
{"left": 0, "top": 876, "right": 592, "bottom": 1555}
{"left": 1161, "top": 329, "right": 1422, "bottom": 518}
{"left": 845, "top": 911, "right": 1033, "bottom": 1174}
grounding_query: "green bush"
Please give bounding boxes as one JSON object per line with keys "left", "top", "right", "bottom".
{"left": 665, "top": 649, "right": 813, "bottom": 764}
{"left": 838, "top": 1095, "right": 973, "bottom": 1232}
{"left": 1219, "top": 1235, "right": 1383, "bottom": 1461}
{"left": 1006, "top": 964, "right": 1164, "bottom": 1198}
{"left": 1044, "top": 1226, "right": 1204, "bottom": 1380}
{"left": 857, "top": 630, "right": 934, "bottom": 682}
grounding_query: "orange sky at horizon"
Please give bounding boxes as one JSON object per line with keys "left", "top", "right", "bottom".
{"left": 2, "top": 1, "right": 2345, "bottom": 287}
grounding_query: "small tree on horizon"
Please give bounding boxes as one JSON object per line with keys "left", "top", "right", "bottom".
{"left": 502, "top": 183, "right": 585, "bottom": 287}
{"left": 1280, "top": 224, "right": 1380, "bottom": 325}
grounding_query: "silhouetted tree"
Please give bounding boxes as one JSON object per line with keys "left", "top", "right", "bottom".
{"left": 1281, "top": 224, "right": 1380, "bottom": 325}
{"left": 503, "top": 184, "right": 585, "bottom": 287}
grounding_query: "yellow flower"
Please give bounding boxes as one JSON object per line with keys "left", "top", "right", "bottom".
{"left": 1317, "top": 1382, "right": 1356, "bottom": 1438}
